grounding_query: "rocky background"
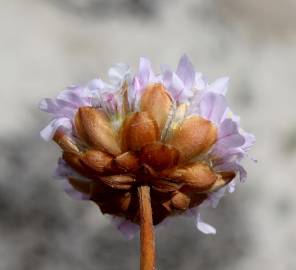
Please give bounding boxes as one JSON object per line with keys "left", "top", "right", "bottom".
{"left": 1, "top": 0, "right": 296, "bottom": 269}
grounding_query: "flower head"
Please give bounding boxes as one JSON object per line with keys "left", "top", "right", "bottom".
{"left": 40, "top": 55, "right": 255, "bottom": 237}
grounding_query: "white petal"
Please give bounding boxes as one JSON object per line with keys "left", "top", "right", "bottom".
{"left": 108, "top": 63, "right": 130, "bottom": 86}
{"left": 196, "top": 213, "right": 216, "bottom": 234}
{"left": 227, "top": 179, "right": 237, "bottom": 193}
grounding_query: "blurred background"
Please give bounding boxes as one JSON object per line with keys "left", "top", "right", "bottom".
{"left": 1, "top": 0, "right": 296, "bottom": 269}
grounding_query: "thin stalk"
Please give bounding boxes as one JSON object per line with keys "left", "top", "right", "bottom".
{"left": 138, "top": 185, "right": 156, "bottom": 270}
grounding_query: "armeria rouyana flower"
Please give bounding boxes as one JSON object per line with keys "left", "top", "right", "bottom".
{"left": 39, "top": 55, "right": 255, "bottom": 269}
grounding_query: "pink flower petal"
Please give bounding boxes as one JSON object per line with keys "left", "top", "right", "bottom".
{"left": 207, "top": 77, "right": 229, "bottom": 95}
{"left": 40, "top": 118, "right": 72, "bottom": 141}
{"left": 108, "top": 63, "right": 130, "bottom": 86}
{"left": 53, "top": 158, "right": 76, "bottom": 178}
{"left": 200, "top": 92, "right": 228, "bottom": 124}
{"left": 176, "top": 54, "right": 195, "bottom": 91}
{"left": 137, "top": 57, "right": 155, "bottom": 89}
{"left": 111, "top": 217, "right": 139, "bottom": 240}
{"left": 39, "top": 98, "right": 59, "bottom": 113}
{"left": 217, "top": 119, "right": 245, "bottom": 148}
{"left": 62, "top": 179, "right": 90, "bottom": 200}
{"left": 242, "top": 132, "right": 256, "bottom": 151}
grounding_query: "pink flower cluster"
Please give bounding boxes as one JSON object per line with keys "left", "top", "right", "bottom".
{"left": 40, "top": 55, "right": 255, "bottom": 237}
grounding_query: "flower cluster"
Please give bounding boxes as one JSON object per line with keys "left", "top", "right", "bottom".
{"left": 39, "top": 55, "right": 255, "bottom": 238}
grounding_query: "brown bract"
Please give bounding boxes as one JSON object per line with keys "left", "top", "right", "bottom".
{"left": 75, "top": 107, "right": 121, "bottom": 156}
{"left": 140, "top": 83, "right": 172, "bottom": 131}
{"left": 54, "top": 83, "right": 235, "bottom": 225}
{"left": 120, "top": 112, "right": 160, "bottom": 152}
{"left": 167, "top": 116, "right": 217, "bottom": 162}
{"left": 167, "top": 162, "right": 217, "bottom": 191}
{"left": 81, "top": 150, "right": 113, "bottom": 173}
{"left": 140, "top": 143, "right": 179, "bottom": 171}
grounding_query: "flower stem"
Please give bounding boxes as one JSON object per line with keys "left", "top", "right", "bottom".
{"left": 138, "top": 185, "right": 156, "bottom": 270}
